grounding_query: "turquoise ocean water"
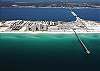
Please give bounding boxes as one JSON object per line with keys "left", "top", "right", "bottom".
{"left": 0, "top": 33, "right": 100, "bottom": 71}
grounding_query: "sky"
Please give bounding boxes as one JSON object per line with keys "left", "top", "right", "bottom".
{"left": 1, "top": 0, "right": 100, "bottom": 3}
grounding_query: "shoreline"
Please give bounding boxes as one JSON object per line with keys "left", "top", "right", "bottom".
{"left": 0, "top": 7, "right": 100, "bottom": 9}
{"left": 0, "top": 31, "right": 100, "bottom": 34}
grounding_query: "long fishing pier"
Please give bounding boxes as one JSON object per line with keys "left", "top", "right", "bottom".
{"left": 73, "top": 29, "right": 90, "bottom": 54}
{"left": 70, "top": 10, "right": 90, "bottom": 54}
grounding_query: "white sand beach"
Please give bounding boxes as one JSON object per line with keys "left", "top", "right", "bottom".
{"left": 0, "top": 31, "right": 100, "bottom": 34}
